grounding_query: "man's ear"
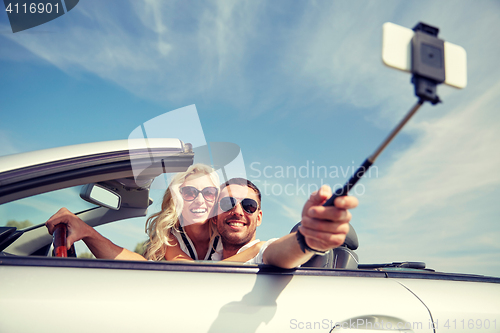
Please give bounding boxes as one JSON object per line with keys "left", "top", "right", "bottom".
{"left": 256, "top": 210, "right": 262, "bottom": 227}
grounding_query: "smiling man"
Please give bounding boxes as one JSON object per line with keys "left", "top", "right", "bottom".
{"left": 210, "top": 178, "right": 358, "bottom": 269}
{"left": 211, "top": 178, "right": 264, "bottom": 260}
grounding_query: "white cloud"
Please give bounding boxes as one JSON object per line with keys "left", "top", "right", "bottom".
{"left": 0, "top": 187, "right": 91, "bottom": 226}
{"left": 4, "top": 1, "right": 497, "bottom": 117}
{"left": 258, "top": 1, "right": 500, "bottom": 276}
{"left": 354, "top": 78, "right": 500, "bottom": 275}
{"left": 280, "top": 1, "right": 500, "bottom": 124}
{"left": 364, "top": 79, "right": 500, "bottom": 223}
{"left": 265, "top": 194, "right": 303, "bottom": 223}
{"left": 2, "top": 1, "right": 268, "bottom": 106}
{"left": 283, "top": 2, "right": 396, "bottom": 106}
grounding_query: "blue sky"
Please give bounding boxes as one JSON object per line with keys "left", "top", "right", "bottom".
{"left": 1, "top": 0, "right": 500, "bottom": 277}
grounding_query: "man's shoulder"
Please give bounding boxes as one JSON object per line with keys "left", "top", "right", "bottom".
{"left": 237, "top": 239, "right": 261, "bottom": 253}
{"left": 245, "top": 238, "right": 279, "bottom": 265}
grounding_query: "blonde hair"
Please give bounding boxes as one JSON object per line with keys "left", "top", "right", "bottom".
{"left": 143, "top": 164, "right": 220, "bottom": 261}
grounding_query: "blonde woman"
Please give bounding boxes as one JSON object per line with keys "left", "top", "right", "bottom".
{"left": 46, "top": 163, "right": 261, "bottom": 262}
{"left": 143, "top": 163, "right": 221, "bottom": 261}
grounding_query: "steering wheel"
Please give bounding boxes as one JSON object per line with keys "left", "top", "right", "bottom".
{"left": 52, "top": 224, "right": 76, "bottom": 257}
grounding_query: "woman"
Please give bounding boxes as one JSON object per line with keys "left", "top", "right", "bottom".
{"left": 144, "top": 163, "right": 220, "bottom": 261}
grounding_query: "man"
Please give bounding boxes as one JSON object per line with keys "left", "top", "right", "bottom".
{"left": 210, "top": 178, "right": 357, "bottom": 269}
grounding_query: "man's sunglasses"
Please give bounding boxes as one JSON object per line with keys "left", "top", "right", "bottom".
{"left": 219, "top": 197, "right": 259, "bottom": 214}
{"left": 179, "top": 186, "right": 218, "bottom": 202}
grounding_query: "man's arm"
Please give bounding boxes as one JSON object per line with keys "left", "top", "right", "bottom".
{"left": 46, "top": 207, "right": 146, "bottom": 260}
{"left": 263, "top": 186, "right": 358, "bottom": 269}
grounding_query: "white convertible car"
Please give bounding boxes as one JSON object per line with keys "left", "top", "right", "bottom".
{"left": 1, "top": 139, "right": 499, "bottom": 333}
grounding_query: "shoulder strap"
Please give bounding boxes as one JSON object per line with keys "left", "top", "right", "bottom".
{"left": 178, "top": 224, "right": 196, "bottom": 260}
{"left": 207, "top": 236, "right": 219, "bottom": 260}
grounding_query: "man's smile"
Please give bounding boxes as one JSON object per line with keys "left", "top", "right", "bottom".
{"left": 225, "top": 216, "right": 248, "bottom": 230}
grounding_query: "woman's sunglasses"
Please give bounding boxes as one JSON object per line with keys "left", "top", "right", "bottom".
{"left": 219, "top": 197, "right": 259, "bottom": 214}
{"left": 179, "top": 186, "right": 218, "bottom": 202}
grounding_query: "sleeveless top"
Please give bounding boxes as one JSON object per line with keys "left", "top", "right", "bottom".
{"left": 170, "top": 224, "right": 220, "bottom": 260}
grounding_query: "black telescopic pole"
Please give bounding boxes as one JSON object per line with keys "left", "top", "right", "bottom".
{"left": 323, "top": 99, "right": 425, "bottom": 207}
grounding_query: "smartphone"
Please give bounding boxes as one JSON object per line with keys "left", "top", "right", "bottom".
{"left": 382, "top": 22, "right": 467, "bottom": 89}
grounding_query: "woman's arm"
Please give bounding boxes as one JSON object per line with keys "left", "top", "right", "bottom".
{"left": 84, "top": 227, "right": 146, "bottom": 260}
{"left": 164, "top": 237, "right": 193, "bottom": 261}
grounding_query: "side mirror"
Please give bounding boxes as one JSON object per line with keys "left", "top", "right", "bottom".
{"left": 80, "top": 184, "right": 121, "bottom": 210}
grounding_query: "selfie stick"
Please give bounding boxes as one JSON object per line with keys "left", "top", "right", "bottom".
{"left": 324, "top": 22, "right": 445, "bottom": 207}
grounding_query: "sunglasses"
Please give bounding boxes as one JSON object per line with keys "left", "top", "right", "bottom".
{"left": 219, "top": 197, "right": 259, "bottom": 214}
{"left": 179, "top": 186, "right": 218, "bottom": 202}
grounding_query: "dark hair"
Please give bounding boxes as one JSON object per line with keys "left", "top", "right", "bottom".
{"left": 220, "top": 178, "right": 261, "bottom": 205}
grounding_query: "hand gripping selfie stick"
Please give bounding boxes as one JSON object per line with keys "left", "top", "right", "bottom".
{"left": 53, "top": 224, "right": 68, "bottom": 257}
{"left": 323, "top": 22, "right": 465, "bottom": 207}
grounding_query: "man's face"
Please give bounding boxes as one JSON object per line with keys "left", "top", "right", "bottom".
{"left": 215, "top": 184, "right": 262, "bottom": 247}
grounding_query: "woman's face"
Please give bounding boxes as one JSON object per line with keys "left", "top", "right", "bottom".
{"left": 179, "top": 174, "right": 218, "bottom": 226}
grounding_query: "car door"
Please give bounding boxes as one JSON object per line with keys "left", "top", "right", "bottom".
{"left": 392, "top": 277, "right": 500, "bottom": 333}
{"left": 0, "top": 259, "right": 433, "bottom": 333}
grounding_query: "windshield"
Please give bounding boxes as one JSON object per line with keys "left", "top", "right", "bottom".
{"left": 0, "top": 186, "right": 95, "bottom": 230}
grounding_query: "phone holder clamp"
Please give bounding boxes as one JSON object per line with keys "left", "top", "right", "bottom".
{"left": 411, "top": 22, "right": 445, "bottom": 105}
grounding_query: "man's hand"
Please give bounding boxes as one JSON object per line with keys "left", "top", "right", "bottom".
{"left": 45, "top": 207, "right": 93, "bottom": 249}
{"left": 263, "top": 185, "right": 358, "bottom": 269}
{"left": 299, "top": 185, "right": 358, "bottom": 252}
